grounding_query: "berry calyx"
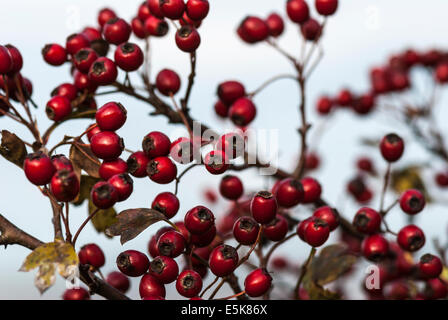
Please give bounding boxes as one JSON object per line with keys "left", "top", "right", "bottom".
{"left": 127, "top": 151, "right": 150, "bottom": 178}
{"left": 399, "top": 189, "right": 425, "bottom": 215}
{"left": 157, "top": 230, "right": 186, "bottom": 257}
{"left": 353, "top": 207, "right": 382, "bottom": 234}
{"left": 147, "top": 156, "right": 178, "bottom": 184}
{"left": 397, "top": 225, "right": 426, "bottom": 252}
{"left": 184, "top": 205, "right": 215, "bottom": 234}
{"left": 116, "top": 250, "right": 150, "bottom": 277}
{"left": 176, "top": 270, "right": 203, "bottom": 298}
{"left": 233, "top": 216, "right": 260, "bottom": 245}
{"left": 142, "top": 131, "right": 171, "bottom": 158}
{"left": 149, "top": 256, "right": 179, "bottom": 284}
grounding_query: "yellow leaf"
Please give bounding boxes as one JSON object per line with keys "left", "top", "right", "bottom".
{"left": 35, "top": 264, "right": 56, "bottom": 294}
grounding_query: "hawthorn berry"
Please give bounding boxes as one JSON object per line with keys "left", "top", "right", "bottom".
{"left": 147, "top": 156, "right": 177, "bottom": 184}
{"left": 240, "top": 17, "right": 269, "bottom": 43}
{"left": 250, "top": 191, "right": 277, "bottom": 224}
{"left": 399, "top": 189, "right": 425, "bottom": 215}
{"left": 217, "top": 81, "right": 246, "bottom": 105}
{"left": 313, "top": 206, "right": 339, "bottom": 231}
{"left": 0, "top": 45, "right": 12, "bottom": 74}
{"left": 51, "top": 154, "right": 74, "bottom": 172}
{"left": 160, "top": 0, "right": 186, "bottom": 20}
{"left": 50, "top": 170, "right": 80, "bottom": 202}
{"left": 144, "top": 16, "right": 170, "bottom": 37}
{"left": 316, "top": 95, "right": 333, "bottom": 115}
{"left": 315, "top": 0, "right": 338, "bottom": 16}
{"left": 362, "top": 234, "right": 389, "bottom": 261}
{"left": 73, "top": 48, "right": 98, "bottom": 74}
{"left": 219, "top": 175, "right": 244, "bottom": 200}
{"left": 244, "top": 268, "right": 272, "bottom": 297}
{"left": 305, "top": 152, "right": 320, "bottom": 171}
{"left": 286, "top": 0, "right": 310, "bottom": 24}
{"left": 170, "top": 137, "right": 195, "bottom": 164}
{"left": 5, "top": 44, "right": 23, "bottom": 74}
{"left": 152, "top": 192, "right": 180, "bottom": 219}
{"left": 304, "top": 218, "right": 329, "bottom": 247}
{"left": 275, "top": 178, "right": 304, "bottom": 208}
{"left": 233, "top": 216, "right": 260, "bottom": 245}
{"left": 42, "top": 44, "right": 67, "bottom": 66}
{"left": 91, "top": 181, "right": 119, "bottom": 209}
{"left": 435, "top": 62, "right": 448, "bottom": 83}
{"left": 175, "top": 26, "right": 201, "bottom": 52}
{"left": 86, "top": 124, "right": 102, "bottom": 142}
{"left": 190, "top": 225, "right": 216, "bottom": 247}
{"left": 98, "top": 8, "right": 117, "bottom": 27}
{"left": 216, "top": 132, "right": 245, "bottom": 160}
{"left": 263, "top": 214, "right": 288, "bottom": 242}
{"left": 185, "top": 0, "right": 209, "bottom": 20}
{"left": 108, "top": 173, "right": 133, "bottom": 201}
{"left": 209, "top": 245, "right": 239, "bottom": 277}
{"left": 157, "top": 230, "right": 186, "bottom": 257}
{"left": 23, "top": 152, "right": 56, "bottom": 186}
{"left": 180, "top": 12, "right": 202, "bottom": 28}
{"left": 99, "top": 158, "right": 128, "bottom": 180}
{"left": 139, "top": 274, "right": 166, "bottom": 298}
{"left": 353, "top": 93, "right": 375, "bottom": 115}
{"left": 90, "top": 131, "right": 124, "bottom": 160}
{"left": 142, "top": 131, "right": 171, "bottom": 158}
{"left": 78, "top": 243, "right": 105, "bottom": 268}
{"left": 148, "top": 226, "right": 175, "bottom": 258}
{"left": 106, "top": 271, "right": 130, "bottom": 293}
{"left": 138, "top": 2, "right": 152, "bottom": 21}
{"left": 229, "top": 97, "right": 257, "bottom": 127}
{"left": 435, "top": 172, "right": 448, "bottom": 187}
{"left": 176, "top": 270, "right": 203, "bottom": 298}
{"left": 423, "top": 278, "right": 448, "bottom": 299}
{"left": 266, "top": 13, "right": 284, "bottom": 37}
{"left": 74, "top": 70, "right": 98, "bottom": 93}
{"left": 380, "top": 133, "right": 404, "bottom": 162}
{"left": 46, "top": 95, "right": 72, "bottom": 121}
{"left": 397, "top": 225, "right": 425, "bottom": 252}
{"left": 204, "top": 150, "right": 229, "bottom": 175}
{"left": 103, "top": 18, "right": 131, "bottom": 45}
{"left": 117, "top": 250, "right": 150, "bottom": 277}
{"left": 301, "top": 177, "right": 322, "bottom": 203}
{"left": 51, "top": 83, "right": 78, "bottom": 101}
{"left": 184, "top": 206, "right": 215, "bottom": 234}
{"left": 296, "top": 217, "right": 314, "bottom": 241}
{"left": 95, "top": 102, "right": 127, "bottom": 131}
{"left": 418, "top": 254, "right": 443, "bottom": 279}
{"left": 337, "top": 89, "right": 353, "bottom": 106}
{"left": 357, "top": 157, "right": 375, "bottom": 174}
{"left": 127, "top": 151, "right": 150, "bottom": 178}
{"left": 149, "top": 256, "right": 179, "bottom": 284}
{"left": 114, "top": 42, "right": 144, "bottom": 72}
{"left": 353, "top": 207, "right": 382, "bottom": 234}
{"left": 88, "top": 57, "right": 118, "bottom": 86}
{"left": 65, "top": 33, "right": 90, "bottom": 56}
{"left": 131, "top": 17, "right": 148, "bottom": 39}
{"left": 156, "top": 69, "right": 181, "bottom": 96}
{"left": 214, "top": 100, "right": 229, "bottom": 118}
{"left": 301, "top": 18, "right": 322, "bottom": 41}
{"left": 63, "top": 288, "right": 90, "bottom": 300}
{"left": 82, "top": 26, "right": 102, "bottom": 42}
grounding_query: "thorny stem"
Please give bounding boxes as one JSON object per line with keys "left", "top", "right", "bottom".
{"left": 294, "top": 247, "right": 317, "bottom": 299}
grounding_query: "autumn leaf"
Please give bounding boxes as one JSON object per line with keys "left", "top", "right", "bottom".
{"left": 89, "top": 201, "right": 117, "bottom": 236}
{"left": 105, "top": 208, "right": 168, "bottom": 244}
{"left": 69, "top": 141, "right": 100, "bottom": 179}
{"left": 0, "top": 130, "right": 27, "bottom": 167}
{"left": 72, "top": 175, "right": 99, "bottom": 206}
{"left": 305, "top": 280, "right": 341, "bottom": 300}
{"left": 391, "top": 166, "right": 430, "bottom": 201}
{"left": 19, "top": 239, "right": 78, "bottom": 293}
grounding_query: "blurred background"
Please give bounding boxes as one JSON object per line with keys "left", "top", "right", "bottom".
{"left": 1, "top": 0, "right": 448, "bottom": 299}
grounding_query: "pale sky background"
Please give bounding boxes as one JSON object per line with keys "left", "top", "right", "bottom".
{"left": 1, "top": 0, "right": 448, "bottom": 299}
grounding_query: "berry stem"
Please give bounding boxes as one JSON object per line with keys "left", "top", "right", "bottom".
{"left": 248, "top": 74, "right": 297, "bottom": 98}
{"left": 199, "top": 276, "right": 219, "bottom": 298}
{"left": 236, "top": 226, "right": 263, "bottom": 268}
{"left": 72, "top": 208, "right": 100, "bottom": 246}
{"left": 216, "top": 290, "right": 246, "bottom": 300}
{"left": 379, "top": 163, "right": 392, "bottom": 214}
{"left": 180, "top": 51, "right": 196, "bottom": 111}
{"left": 294, "top": 247, "right": 317, "bottom": 299}
{"left": 262, "top": 232, "right": 297, "bottom": 268}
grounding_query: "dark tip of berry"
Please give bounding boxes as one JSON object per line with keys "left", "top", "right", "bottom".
{"left": 156, "top": 21, "right": 169, "bottom": 36}
{"left": 240, "top": 218, "right": 256, "bottom": 231}
{"left": 150, "top": 258, "right": 166, "bottom": 274}
{"left": 119, "top": 138, "right": 125, "bottom": 150}
{"left": 46, "top": 106, "right": 55, "bottom": 120}
{"left": 117, "top": 252, "right": 134, "bottom": 272}
{"left": 221, "top": 245, "right": 237, "bottom": 260}
{"left": 121, "top": 43, "right": 135, "bottom": 54}
{"left": 159, "top": 242, "right": 173, "bottom": 256}
{"left": 289, "top": 179, "right": 303, "bottom": 191}
{"left": 385, "top": 133, "right": 401, "bottom": 144}
{"left": 26, "top": 151, "right": 45, "bottom": 161}
{"left": 153, "top": 203, "right": 166, "bottom": 214}
{"left": 197, "top": 208, "right": 212, "bottom": 221}
{"left": 409, "top": 236, "right": 424, "bottom": 251}
{"left": 313, "top": 218, "right": 328, "bottom": 229}
{"left": 66, "top": 33, "right": 77, "bottom": 41}
{"left": 106, "top": 17, "right": 119, "bottom": 25}
{"left": 92, "top": 61, "right": 106, "bottom": 75}
{"left": 208, "top": 155, "right": 224, "bottom": 169}
{"left": 75, "top": 49, "right": 91, "bottom": 62}
{"left": 96, "top": 183, "right": 114, "bottom": 200}
{"left": 126, "top": 157, "right": 140, "bottom": 174}
{"left": 420, "top": 253, "right": 434, "bottom": 264}
{"left": 142, "top": 136, "right": 155, "bottom": 152}
{"left": 147, "top": 160, "right": 160, "bottom": 176}
{"left": 257, "top": 191, "right": 273, "bottom": 199}
{"left": 230, "top": 114, "right": 245, "bottom": 126}
{"left": 182, "top": 274, "right": 195, "bottom": 289}
{"left": 42, "top": 44, "right": 52, "bottom": 56}
{"left": 368, "top": 253, "right": 383, "bottom": 262}
{"left": 409, "top": 196, "right": 422, "bottom": 210}
{"left": 119, "top": 173, "right": 133, "bottom": 185}
{"left": 354, "top": 213, "right": 370, "bottom": 228}
{"left": 178, "top": 26, "right": 193, "bottom": 38}
{"left": 90, "top": 39, "right": 109, "bottom": 57}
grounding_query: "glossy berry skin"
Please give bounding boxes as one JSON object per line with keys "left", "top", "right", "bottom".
{"left": 127, "top": 151, "right": 150, "bottom": 178}
{"left": 301, "top": 18, "right": 321, "bottom": 41}
{"left": 99, "top": 158, "right": 128, "bottom": 180}
{"left": 180, "top": 11, "right": 202, "bottom": 28}
{"left": 286, "top": 0, "right": 310, "bottom": 24}
{"left": 275, "top": 178, "right": 304, "bottom": 208}
{"left": 50, "top": 170, "right": 80, "bottom": 202}
{"left": 73, "top": 48, "right": 98, "bottom": 73}
{"left": 301, "top": 177, "right": 322, "bottom": 203}
{"left": 209, "top": 245, "right": 239, "bottom": 277}
{"left": 233, "top": 216, "right": 260, "bottom": 245}
{"left": 160, "top": 0, "right": 186, "bottom": 19}
{"left": 315, "top": 0, "right": 338, "bottom": 16}
{"left": 142, "top": 131, "right": 171, "bottom": 158}
{"left": 138, "top": 2, "right": 152, "bottom": 21}
{"left": 251, "top": 191, "right": 277, "bottom": 224}
{"left": 244, "top": 268, "right": 272, "bottom": 298}
{"left": 90, "top": 131, "right": 124, "bottom": 160}
{"left": 266, "top": 13, "right": 284, "bottom": 37}
{"left": 117, "top": 250, "right": 150, "bottom": 277}
{"left": 51, "top": 154, "right": 74, "bottom": 172}
{"left": 149, "top": 256, "right": 179, "bottom": 284}
{"left": 313, "top": 206, "right": 339, "bottom": 231}
{"left": 152, "top": 192, "right": 180, "bottom": 219}
{"left": 106, "top": 271, "right": 130, "bottom": 293}
{"left": 157, "top": 230, "right": 186, "bottom": 258}
{"left": 175, "top": 26, "right": 201, "bottom": 52}
{"left": 147, "top": 0, "right": 164, "bottom": 18}
{"left": 399, "top": 189, "right": 425, "bottom": 215}
{"left": 144, "top": 16, "right": 169, "bottom": 37}
{"left": 103, "top": 18, "right": 131, "bottom": 45}
{"left": 148, "top": 226, "right": 174, "bottom": 258}
{"left": 216, "top": 132, "right": 245, "bottom": 160}
{"left": 217, "top": 81, "right": 246, "bottom": 106}
{"left": 5, "top": 44, "right": 23, "bottom": 74}
{"left": 204, "top": 150, "right": 229, "bottom": 175}
{"left": 263, "top": 215, "right": 288, "bottom": 242}
{"left": 96, "top": 102, "right": 127, "bottom": 131}
{"left": 189, "top": 225, "right": 216, "bottom": 248}
{"left": 219, "top": 175, "right": 244, "bottom": 200}
{"left": 0, "top": 46, "right": 12, "bottom": 74}
{"left": 229, "top": 97, "right": 257, "bottom": 127}
{"left": 184, "top": 206, "right": 215, "bottom": 234}
{"left": 23, "top": 152, "right": 56, "bottom": 186}
{"left": 98, "top": 8, "right": 117, "bottom": 27}
{"left": 418, "top": 254, "right": 443, "bottom": 278}
{"left": 78, "top": 243, "right": 105, "bottom": 268}
{"left": 88, "top": 57, "right": 118, "bottom": 86}
{"left": 156, "top": 69, "right": 181, "bottom": 96}
{"left": 114, "top": 42, "right": 144, "bottom": 72}
{"left": 63, "top": 288, "right": 90, "bottom": 300}
{"left": 240, "top": 17, "right": 269, "bottom": 42}
{"left": 304, "top": 218, "right": 330, "bottom": 247}
{"left": 176, "top": 270, "right": 203, "bottom": 298}
{"left": 362, "top": 234, "right": 389, "bottom": 261}
{"left": 52, "top": 83, "right": 78, "bottom": 101}
{"left": 65, "top": 33, "right": 90, "bottom": 56}
{"left": 397, "top": 225, "right": 425, "bottom": 252}
{"left": 108, "top": 173, "right": 133, "bottom": 201}
{"left": 131, "top": 17, "right": 148, "bottom": 39}
{"left": 170, "top": 137, "right": 195, "bottom": 164}
{"left": 74, "top": 70, "right": 98, "bottom": 93}
{"left": 186, "top": 0, "right": 209, "bottom": 20}
{"left": 214, "top": 100, "right": 228, "bottom": 118}
{"left": 139, "top": 274, "right": 166, "bottom": 298}
{"left": 91, "top": 181, "right": 119, "bottom": 209}
{"left": 296, "top": 217, "right": 315, "bottom": 241}
{"left": 82, "top": 27, "right": 102, "bottom": 42}
{"left": 46, "top": 96, "right": 71, "bottom": 122}
{"left": 147, "top": 157, "right": 177, "bottom": 184}
{"left": 353, "top": 207, "right": 382, "bottom": 234}
{"left": 42, "top": 44, "right": 67, "bottom": 66}
{"left": 380, "top": 133, "right": 404, "bottom": 162}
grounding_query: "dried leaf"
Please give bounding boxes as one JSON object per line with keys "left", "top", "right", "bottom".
{"left": 105, "top": 208, "right": 168, "bottom": 244}
{"left": 391, "top": 166, "right": 430, "bottom": 201}
{"left": 88, "top": 201, "right": 117, "bottom": 236}
{"left": 0, "top": 130, "right": 27, "bottom": 167}
{"left": 72, "top": 175, "right": 99, "bottom": 206}
{"left": 69, "top": 141, "right": 100, "bottom": 179}
{"left": 305, "top": 280, "right": 341, "bottom": 300}
{"left": 35, "top": 264, "right": 56, "bottom": 294}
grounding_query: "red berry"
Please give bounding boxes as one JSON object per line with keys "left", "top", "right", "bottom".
{"left": 147, "top": 156, "right": 177, "bottom": 184}
{"left": 114, "top": 42, "right": 144, "bottom": 72}
{"left": 336, "top": 89, "right": 353, "bottom": 106}
{"left": 138, "top": 2, "right": 152, "bottom": 21}
{"left": 286, "top": 0, "right": 310, "bottom": 24}
{"left": 362, "top": 234, "right": 389, "bottom": 261}
{"left": 74, "top": 70, "right": 98, "bottom": 93}
{"left": 204, "top": 150, "right": 229, "bottom": 175}
{"left": 219, "top": 175, "right": 244, "bottom": 200}
{"left": 316, "top": 95, "right": 333, "bottom": 115}
{"left": 418, "top": 254, "right": 443, "bottom": 279}
{"left": 233, "top": 216, "right": 260, "bottom": 245}
{"left": 91, "top": 181, "right": 119, "bottom": 209}
{"left": 63, "top": 288, "right": 90, "bottom": 300}
{"left": 73, "top": 48, "right": 98, "bottom": 73}
{"left": 180, "top": 11, "right": 202, "bottom": 28}
{"left": 78, "top": 243, "right": 105, "bottom": 268}
{"left": 117, "top": 250, "right": 150, "bottom": 277}
{"left": 51, "top": 154, "right": 74, "bottom": 172}
{"left": 139, "top": 274, "right": 166, "bottom": 298}
{"left": 127, "top": 151, "right": 150, "bottom": 178}
{"left": 52, "top": 83, "right": 78, "bottom": 101}
{"left": 108, "top": 173, "right": 133, "bottom": 202}
{"left": 399, "top": 189, "right": 425, "bottom": 215}
{"left": 50, "top": 170, "right": 80, "bottom": 202}
{"left": 315, "top": 0, "right": 338, "bottom": 16}
{"left": 301, "top": 18, "right": 322, "bottom": 41}
{"left": 250, "top": 191, "right": 277, "bottom": 224}
{"left": 184, "top": 205, "right": 215, "bottom": 234}
{"left": 435, "top": 62, "right": 448, "bottom": 83}
{"left": 357, "top": 157, "right": 375, "bottom": 174}
{"left": 313, "top": 206, "right": 339, "bottom": 231}
{"left": 296, "top": 217, "right": 314, "bottom": 241}
{"left": 397, "top": 225, "right": 425, "bottom": 252}
{"left": 240, "top": 17, "right": 269, "bottom": 42}
{"left": 424, "top": 278, "right": 448, "bottom": 299}
{"left": 96, "top": 102, "right": 127, "bottom": 131}
{"left": 90, "top": 131, "right": 124, "bottom": 160}
{"left": 42, "top": 44, "right": 67, "bottom": 66}
{"left": 99, "top": 158, "right": 128, "bottom": 180}
{"left": 275, "top": 178, "right": 304, "bottom": 208}
{"left": 131, "top": 17, "right": 148, "bottom": 39}
{"left": 160, "top": 0, "right": 186, "bottom": 20}
{"left": 156, "top": 69, "right": 181, "bottom": 96}
{"left": 263, "top": 214, "right": 288, "bottom": 242}
{"left": 266, "top": 13, "right": 284, "bottom": 37}
{"left": 142, "top": 131, "right": 171, "bottom": 158}
{"left": 380, "top": 133, "right": 404, "bottom": 162}
{"left": 82, "top": 27, "right": 102, "bottom": 42}
{"left": 46, "top": 95, "right": 72, "bottom": 121}
{"left": 157, "top": 230, "right": 186, "bottom": 257}
{"left": 5, "top": 44, "right": 23, "bottom": 74}
{"left": 88, "top": 57, "right": 118, "bottom": 86}
{"left": 103, "top": 18, "right": 131, "bottom": 45}
{"left": 301, "top": 177, "right": 322, "bottom": 203}
{"left": 170, "top": 137, "right": 195, "bottom": 164}
{"left": 0, "top": 45, "right": 12, "bottom": 74}
{"left": 190, "top": 225, "right": 216, "bottom": 248}
{"left": 185, "top": 0, "right": 209, "bottom": 21}
{"left": 106, "top": 271, "right": 130, "bottom": 293}
{"left": 435, "top": 172, "right": 448, "bottom": 187}
{"left": 209, "top": 244, "right": 239, "bottom": 277}
{"left": 152, "top": 192, "right": 180, "bottom": 219}
{"left": 229, "top": 97, "right": 257, "bottom": 127}
{"left": 305, "top": 152, "right": 320, "bottom": 170}
{"left": 149, "top": 256, "right": 179, "bottom": 284}
{"left": 176, "top": 270, "right": 203, "bottom": 298}
{"left": 175, "top": 26, "right": 201, "bottom": 52}
{"left": 353, "top": 207, "right": 382, "bottom": 234}
{"left": 86, "top": 124, "right": 102, "bottom": 142}
{"left": 98, "top": 8, "right": 117, "bottom": 27}
{"left": 147, "top": 0, "right": 165, "bottom": 18}
{"left": 304, "top": 218, "right": 329, "bottom": 247}
{"left": 217, "top": 81, "right": 246, "bottom": 105}
{"left": 23, "top": 152, "right": 56, "bottom": 186}
{"left": 148, "top": 226, "right": 175, "bottom": 258}
{"left": 65, "top": 33, "right": 90, "bottom": 56}
{"left": 216, "top": 132, "right": 245, "bottom": 160}
{"left": 244, "top": 268, "right": 272, "bottom": 297}
{"left": 214, "top": 100, "right": 229, "bottom": 118}
{"left": 144, "top": 16, "right": 169, "bottom": 37}
{"left": 353, "top": 93, "right": 376, "bottom": 115}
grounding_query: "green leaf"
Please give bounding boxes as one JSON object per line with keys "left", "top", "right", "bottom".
{"left": 105, "top": 208, "right": 168, "bottom": 245}
{"left": 88, "top": 201, "right": 117, "bottom": 236}
{"left": 0, "top": 130, "right": 27, "bottom": 167}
